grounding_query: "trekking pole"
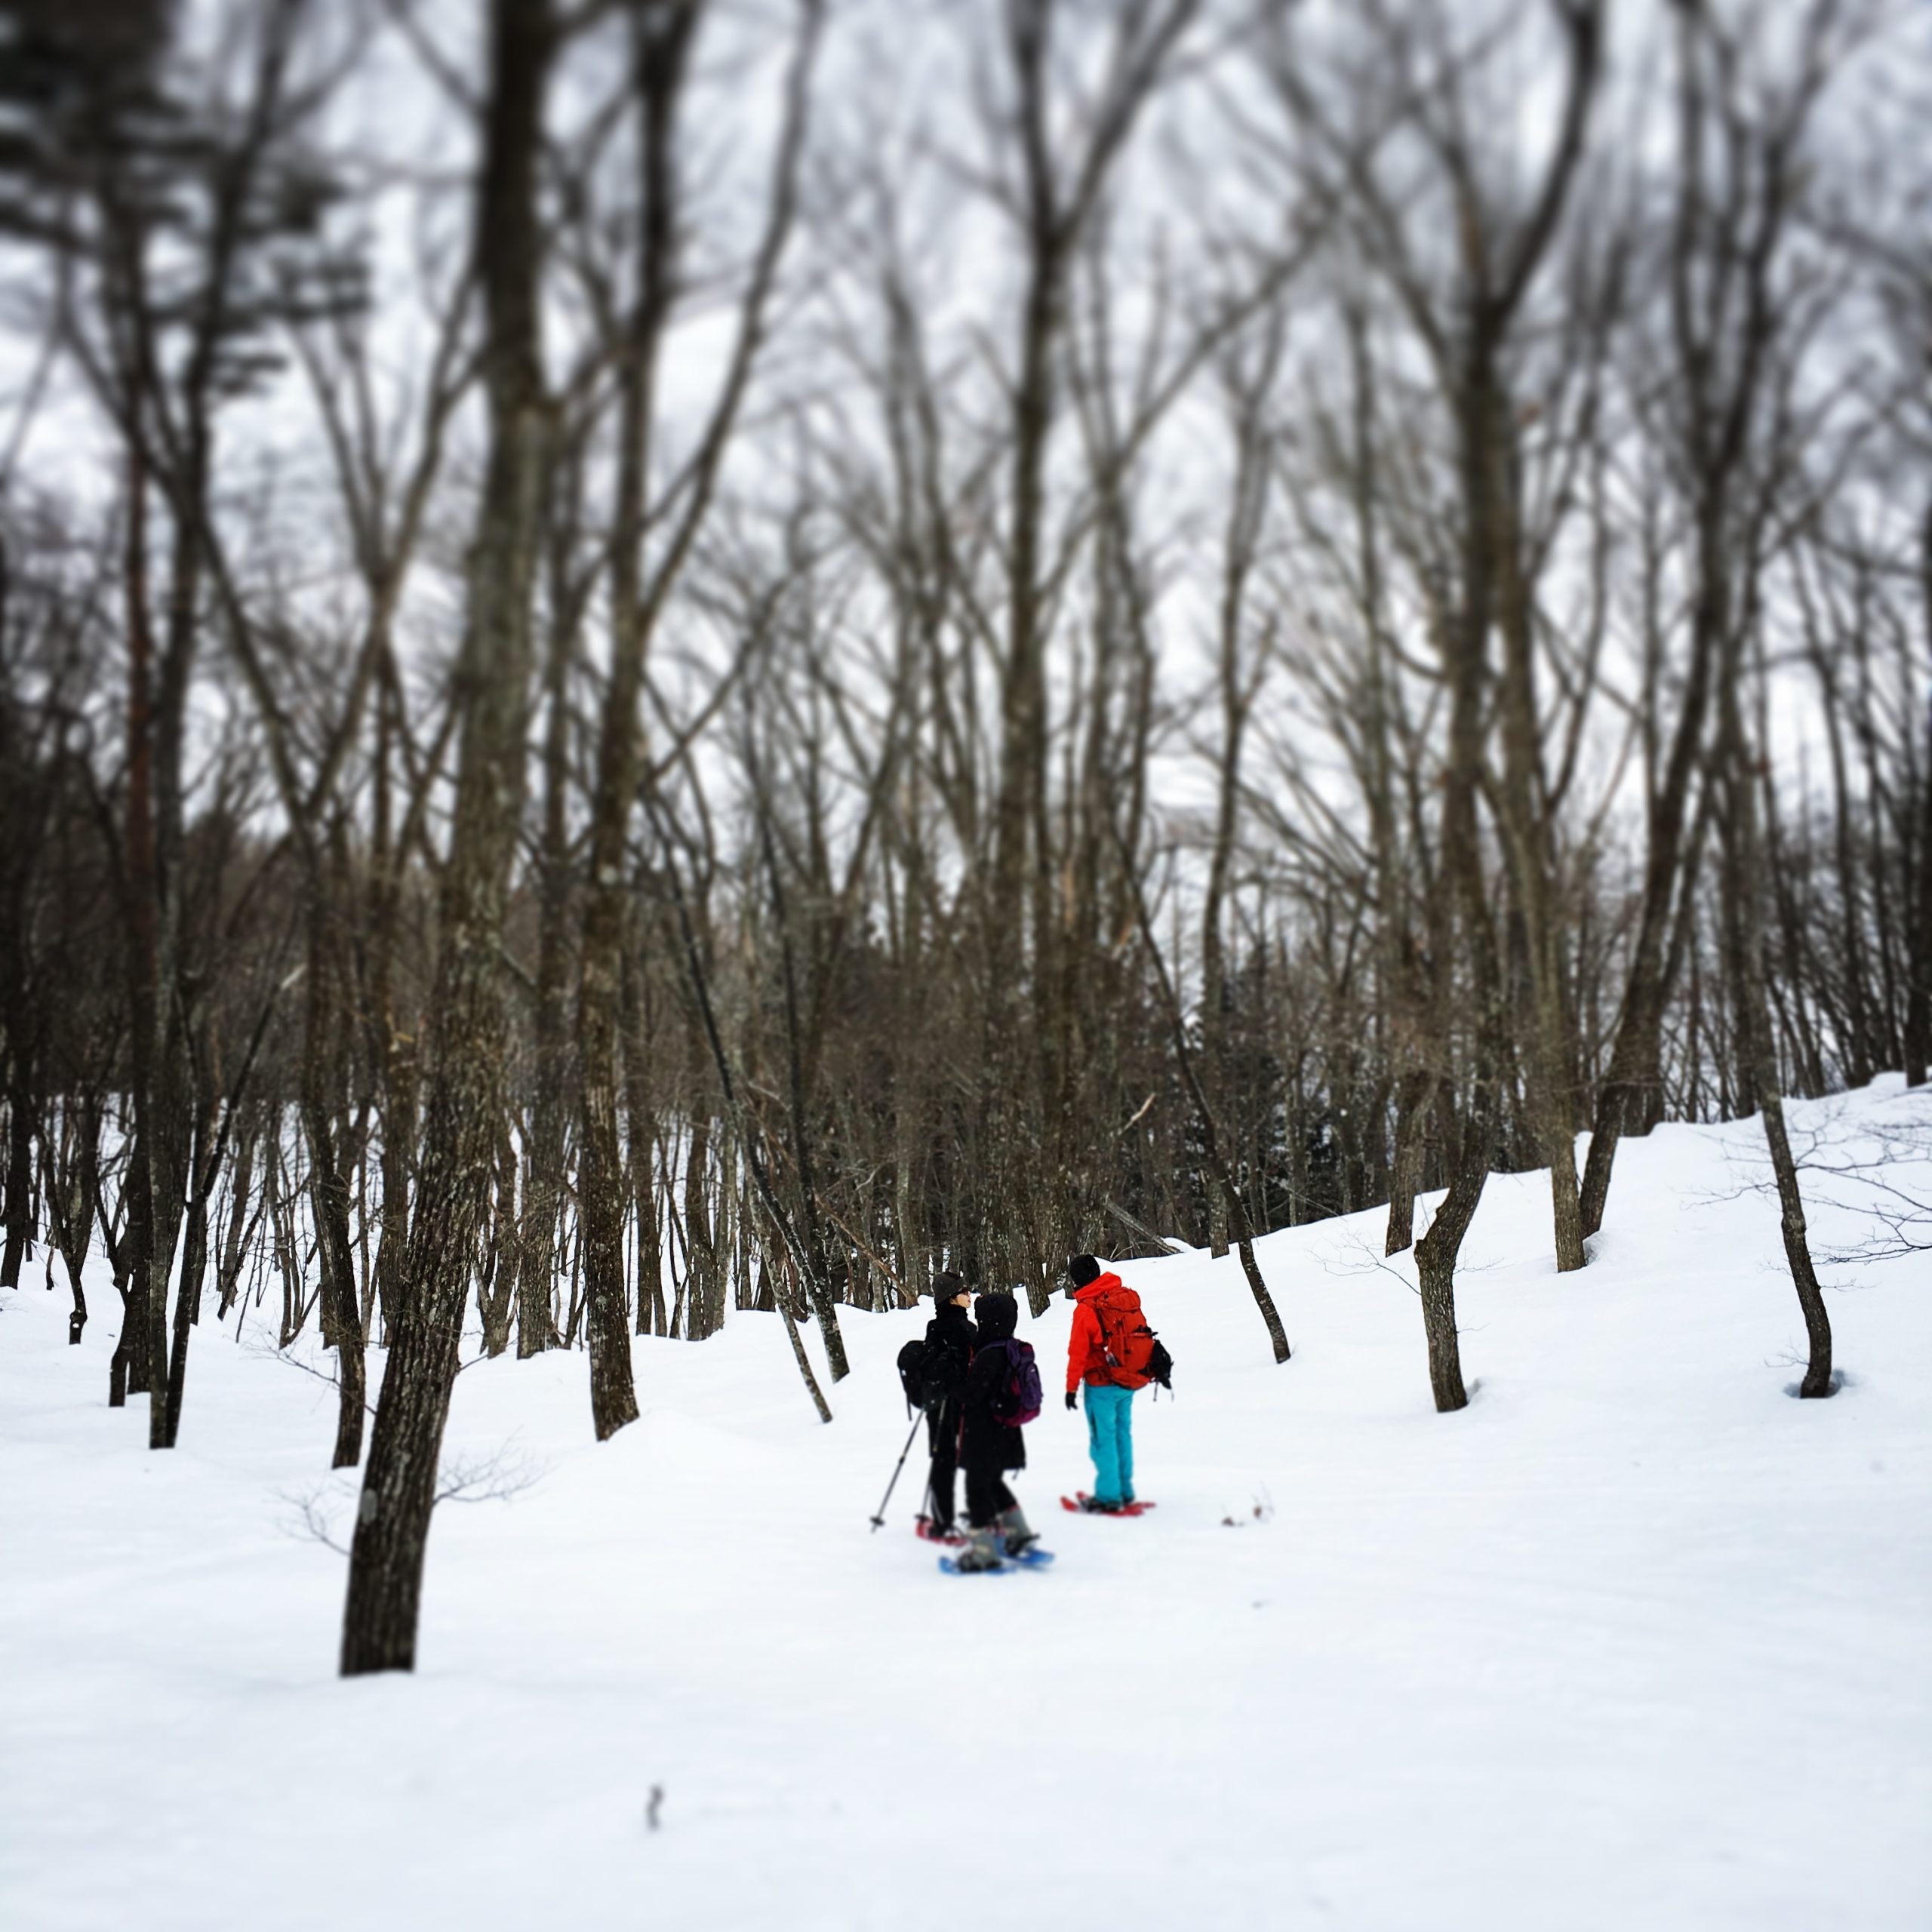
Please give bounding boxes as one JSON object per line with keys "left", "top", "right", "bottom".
{"left": 869, "top": 1411, "right": 925, "bottom": 1531}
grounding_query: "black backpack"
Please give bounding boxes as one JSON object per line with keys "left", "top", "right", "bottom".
{"left": 896, "top": 1331, "right": 968, "bottom": 1413}
{"left": 896, "top": 1338, "right": 928, "bottom": 1414}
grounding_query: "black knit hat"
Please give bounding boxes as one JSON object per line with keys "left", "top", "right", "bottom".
{"left": 932, "top": 1270, "right": 969, "bottom": 1303}
{"left": 1066, "top": 1255, "right": 1102, "bottom": 1290}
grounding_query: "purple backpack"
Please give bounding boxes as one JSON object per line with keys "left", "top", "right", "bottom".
{"left": 983, "top": 1337, "right": 1043, "bottom": 1427}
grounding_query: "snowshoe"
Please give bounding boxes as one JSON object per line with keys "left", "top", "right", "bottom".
{"left": 940, "top": 1546, "right": 1054, "bottom": 1574}
{"left": 939, "top": 1555, "right": 1012, "bottom": 1576}
{"left": 1060, "top": 1493, "right": 1153, "bottom": 1516}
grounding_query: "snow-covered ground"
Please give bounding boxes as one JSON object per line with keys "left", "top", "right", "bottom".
{"left": 3, "top": 1086, "right": 1929, "bottom": 1932}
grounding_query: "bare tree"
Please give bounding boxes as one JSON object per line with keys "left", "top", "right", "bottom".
{"left": 342, "top": 0, "right": 559, "bottom": 1675}
{"left": 574, "top": 0, "right": 829, "bottom": 1438}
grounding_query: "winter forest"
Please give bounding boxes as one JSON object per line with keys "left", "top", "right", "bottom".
{"left": 2, "top": 0, "right": 1929, "bottom": 1926}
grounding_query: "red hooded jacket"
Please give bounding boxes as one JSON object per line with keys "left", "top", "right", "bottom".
{"left": 1066, "top": 1272, "right": 1150, "bottom": 1392}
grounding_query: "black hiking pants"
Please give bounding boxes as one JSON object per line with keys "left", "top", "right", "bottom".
{"left": 963, "top": 1457, "right": 1017, "bottom": 1531}
{"left": 926, "top": 1400, "right": 962, "bottom": 1527}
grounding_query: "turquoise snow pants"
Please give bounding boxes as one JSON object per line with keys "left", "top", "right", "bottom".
{"left": 1081, "top": 1383, "right": 1136, "bottom": 1506}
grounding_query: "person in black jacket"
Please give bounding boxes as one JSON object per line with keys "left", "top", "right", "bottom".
{"left": 918, "top": 1272, "right": 976, "bottom": 1540}
{"left": 954, "top": 1291, "right": 1041, "bottom": 1572}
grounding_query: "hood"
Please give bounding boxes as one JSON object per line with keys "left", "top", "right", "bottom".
{"left": 1071, "top": 1272, "right": 1124, "bottom": 1305}
{"left": 973, "top": 1291, "right": 1019, "bottom": 1343}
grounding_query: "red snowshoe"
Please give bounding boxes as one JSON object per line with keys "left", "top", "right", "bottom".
{"left": 1060, "top": 1493, "right": 1155, "bottom": 1517}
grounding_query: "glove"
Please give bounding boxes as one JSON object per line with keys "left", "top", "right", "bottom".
{"left": 1065, "top": 1390, "right": 1078, "bottom": 1412}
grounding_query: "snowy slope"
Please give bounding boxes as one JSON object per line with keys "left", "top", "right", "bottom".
{"left": 2, "top": 1085, "right": 1928, "bottom": 1932}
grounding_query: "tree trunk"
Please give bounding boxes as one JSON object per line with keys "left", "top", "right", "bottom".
{"left": 1491, "top": 370, "right": 1585, "bottom": 1273}
{"left": 1903, "top": 501, "right": 1932, "bottom": 1088}
{"left": 570, "top": 8, "right": 706, "bottom": 1432}
{"left": 515, "top": 642, "right": 571, "bottom": 1360}
{"left": 303, "top": 906, "right": 366, "bottom": 1467}
{"left": 215, "top": 1124, "right": 256, "bottom": 1320}
{"left": 1413, "top": 1223, "right": 1470, "bottom": 1413}
{"left": 1411, "top": 1088, "right": 1491, "bottom": 1414}
{"left": 1384, "top": 1072, "right": 1434, "bottom": 1257}
{"left": 161, "top": 1128, "right": 212, "bottom": 1451}
{"left": 1718, "top": 672, "right": 1834, "bottom": 1399}
{"left": 143, "top": 1122, "right": 186, "bottom": 1450}
{"left": 0, "top": 1081, "right": 32, "bottom": 1287}
{"left": 621, "top": 949, "right": 665, "bottom": 1337}
{"left": 477, "top": 1124, "right": 518, "bottom": 1358}
{"left": 341, "top": 0, "right": 554, "bottom": 1678}
{"left": 117, "top": 447, "right": 158, "bottom": 1410}
{"left": 45, "top": 1115, "right": 94, "bottom": 1344}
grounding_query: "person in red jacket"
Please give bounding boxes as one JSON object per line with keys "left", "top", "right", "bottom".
{"left": 1063, "top": 1254, "right": 1147, "bottom": 1512}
